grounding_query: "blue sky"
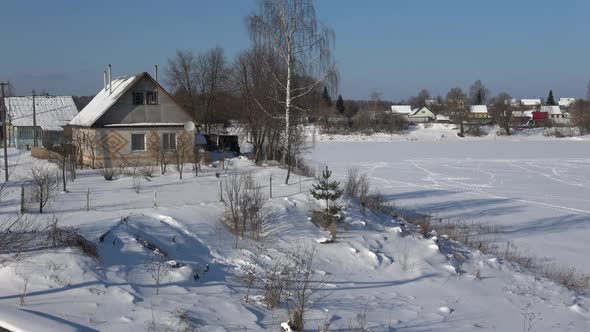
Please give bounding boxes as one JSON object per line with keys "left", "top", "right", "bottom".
{"left": 1, "top": 0, "right": 588, "bottom": 101}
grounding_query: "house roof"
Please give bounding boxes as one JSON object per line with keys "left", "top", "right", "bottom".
{"left": 520, "top": 99, "right": 541, "bottom": 106}
{"left": 540, "top": 105, "right": 564, "bottom": 114}
{"left": 390, "top": 105, "right": 412, "bottom": 115}
{"left": 6, "top": 96, "right": 79, "bottom": 130}
{"left": 68, "top": 73, "right": 142, "bottom": 127}
{"left": 469, "top": 105, "right": 488, "bottom": 113}
{"left": 409, "top": 107, "right": 434, "bottom": 117}
{"left": 558, "top": 98, "right": 575, "bottom": 107}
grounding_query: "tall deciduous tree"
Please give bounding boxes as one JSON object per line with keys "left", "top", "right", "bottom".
{"left": 166, "top": 49, "right": 199, "bottom": 120}
{"left": 490, "top": 92, "right": 513, "bottom": 135}
{"left": 410, "top": 89, "right": 430, "bottom": 108}
{"left": 247, "top": 0, "right": 337, "bottom": 184}
{"left": 195, "top": 46, "right": 228, "bottom": 133}
{"left": 446, "top": 88, "right": 468, "bottom": 136}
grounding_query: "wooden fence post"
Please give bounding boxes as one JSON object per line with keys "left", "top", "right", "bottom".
{"left": 269, "top": 175, "right": 273, "bottom": 199}
{"left": 20, "top": 185, "right": 25, "bottom": 214}
{"left": 86, "top": 188, "right": 90, "bottom": 211}
{"left": 219, "top": 180, "right": 223, "bottom": 202}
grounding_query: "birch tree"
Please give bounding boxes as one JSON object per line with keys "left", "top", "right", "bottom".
{"left": 247, "top": 0, "right": 337, "bottom": 184}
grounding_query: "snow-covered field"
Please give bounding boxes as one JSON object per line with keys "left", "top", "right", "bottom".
{"left": 0, "top": 130, "right": 589, "bottom": 331}
{"left": 309, "top": 126, "right": 590, "bottom": 274}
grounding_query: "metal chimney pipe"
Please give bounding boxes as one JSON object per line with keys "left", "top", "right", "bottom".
{"left": 154, "top": 65, "right": 158, "bottom": 82}
{"left": 103, "top": 70, "right": 107, "bottom": 91}
{"left": 108, "top": 64, "right": 112, "bottom": 94}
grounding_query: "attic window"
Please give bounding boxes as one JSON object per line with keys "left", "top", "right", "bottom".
{"left": 132, "top": 92, "right": 144, "bottom": 105}
{"left": 146, "top": 91, "right": 158, "bottom": 105}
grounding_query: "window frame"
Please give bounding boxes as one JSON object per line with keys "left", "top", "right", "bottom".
{"left": 146, "top": 91, "right": 158, "bottom": 105}
{"left": 132, "top": 92, "right": 144, "bottom": 105}
{"left": 131, "top": 133, "right": 146, "bottom": 152}
{"left": 163, "top": 132, "right": 177, "bottom": 151}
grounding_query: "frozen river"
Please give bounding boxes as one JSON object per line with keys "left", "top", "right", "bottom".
{"left": 309, "top": 139, "right": 590, "bottom": 273}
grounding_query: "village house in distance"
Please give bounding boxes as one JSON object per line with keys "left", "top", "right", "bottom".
{"left": 68, "top": 66, "right": 195, "bottom": 168}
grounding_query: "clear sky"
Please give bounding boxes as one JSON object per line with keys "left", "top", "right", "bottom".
{"left": 1, "top": 0, "right": 588, "bottom": 101}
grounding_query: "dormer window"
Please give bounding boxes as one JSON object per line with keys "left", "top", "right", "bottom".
{"left": 132, "top": 92, "right": 144, "bottom": 105}
{"left": 146, "top": 91, "right": 158, "bottom": 105}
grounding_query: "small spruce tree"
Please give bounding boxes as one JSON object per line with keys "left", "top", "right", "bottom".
{"left": 310, "top": 166, "right": 343, "bottom": 211}
{"left": 321, "top": 86, "right": 332, "bottom": 107}
{"left": 547, "top": 90, "right": 556, "bottom": 106}
{"left": 335, "top": 95, "right": 345, "bottom": 115}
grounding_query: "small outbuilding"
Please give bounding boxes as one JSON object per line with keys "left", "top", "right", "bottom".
{"left": 5, "top": 96, "right": 79, "bottom": 148}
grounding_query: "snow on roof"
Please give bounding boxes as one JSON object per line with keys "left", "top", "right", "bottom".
{"left": 104, "top": 122, "right": 185, "bottom": 127}
{"left": 390, "top": 105, "right": 412, "bottom": 114}
{"left": 69, "top": 74, "right": 142, "bottom": 127}
{"left": 513, "top": 110, "right": 534, "bottom": 118}
{"left": 540, "top": 105, "right": 564, "bottom": 114}
{"left": 469, "top": 105, "right": 488, "bottom": 113}
{"left": 435, "top": 114, "right": 450, "bottom": 121}
{"left": 520, "top": 99, "right": 541, "bottom": 106}
{"left": 558, "top": 98, "right": 575, "bottom": 107}
{"left": 409, "top": 107, "right": 433, "bottom": 116}
{"left": 6, "top": 96, "right": 78, "bottom": 129}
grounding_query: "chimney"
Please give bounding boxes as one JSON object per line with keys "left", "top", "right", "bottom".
{"left": 154, "top": 65, "right": 158, "bottom": 82}
{"left": 103, "top": 70, "right": 107, "bottom": 91}
{"left": 108, "top": 64, "right": 112, "bottom": 94}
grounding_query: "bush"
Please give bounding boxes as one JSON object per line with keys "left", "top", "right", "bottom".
{"left": 222, "top": 173, "right": 268, "bottom": 247}
{"left": 100, "top": 167, "right": 117, "bottom": 181}
{"left": 344, "top": 168, "right": 369, "bottom": 200}
{"left": 140, "top": 165, "right": 155, "bottom": 177}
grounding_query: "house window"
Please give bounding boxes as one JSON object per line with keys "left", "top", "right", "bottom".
{"left": 132, "top": 92, "right": 144, "bottom": 105}
{"left": 131, "top": 133, "right": 146, "bottom": 151}
{"left": 146, "top": 91, "right": 158, "bottom": 105}
{"left": 163, "top": 133, "right": 176, "bottom": 151}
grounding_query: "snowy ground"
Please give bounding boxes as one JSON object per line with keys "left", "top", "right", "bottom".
{"left": 310, "top": 125, "right": 590, "bottom": 274}
{"left": 0, "top": 139, "right": 589, "bottom": 331}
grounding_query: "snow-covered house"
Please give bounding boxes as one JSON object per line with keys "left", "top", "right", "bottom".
{"left": 541, "top": 106, "right": 570, "bottom": 125}
{"left": 468, "top": 105, "right": 489, "bottom": 122}
{"left": 558, "top": 98, "right": 575, "bottom": 108}
{"left": 434, "top": 114, "right": 451, "bottom": 123}
{"left": 408, "top": 107, "right": 435, "bottom": 123}
{"left": 5, "top": 96, "right": 79, "bottom": 148}
{"left": 68, "top": 71, "right": 195, "bottom": 167}
{"left": 390, "top": 105, "right": 412, "bottom": 115}
{"left": 520, "top": 99, "right": 542, "bottom": 109}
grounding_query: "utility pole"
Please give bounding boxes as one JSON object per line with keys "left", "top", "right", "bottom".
{"left": 32, "top": 90, "right": 37, "bottom": 147}
{"left": 1, "top": 82, "right": 9, "bottom": 182}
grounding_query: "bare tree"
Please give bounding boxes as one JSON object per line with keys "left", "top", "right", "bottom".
{"left": 469, "top": 80, "right": 489, "bottom": 105}
{"left": 195, "top": 47, "right": 228, "bottom": 133}
{"left": 83, "top": 130, "right": 98, "bottom": 169}
{"left": 285, "top": 244, "right": 328, "bottom": 331}
{"left": 247, "top": 0, "right": 337, "bottom": 184}
{"left": 409, "top": 89, "right": 431, "bottom": 109}
{"left": 167, "top": 49, "right": 198, "bottom": 120}
{"left": 571, "top": 100, "right": 590, "bottom": 134}
{"left": 173, "top": 130, "right": 193, "bottom": 179}
{"left": 446, "top": 88, "right": 468, "bottom": 136}
{"left": 30, "top": 163, "right": 54, "bottom": 213}
{"left": 490, "top": 92, "right": 514, "bottom": 135}
{"left": 147, "top": 131, "right": 171, "bottom": 175}
{"left": 230, "top": 47, "right": 282, "bottom": 163}
{"left": 145, "top": 253, "right": 170, "bottom": 295}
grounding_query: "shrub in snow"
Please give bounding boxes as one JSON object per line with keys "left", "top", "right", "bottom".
{"left": 221, "top": 172, "right": 268, "bottom": 247}
{"left": 99, "top": 166, "right": 118, "bottom": 181}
